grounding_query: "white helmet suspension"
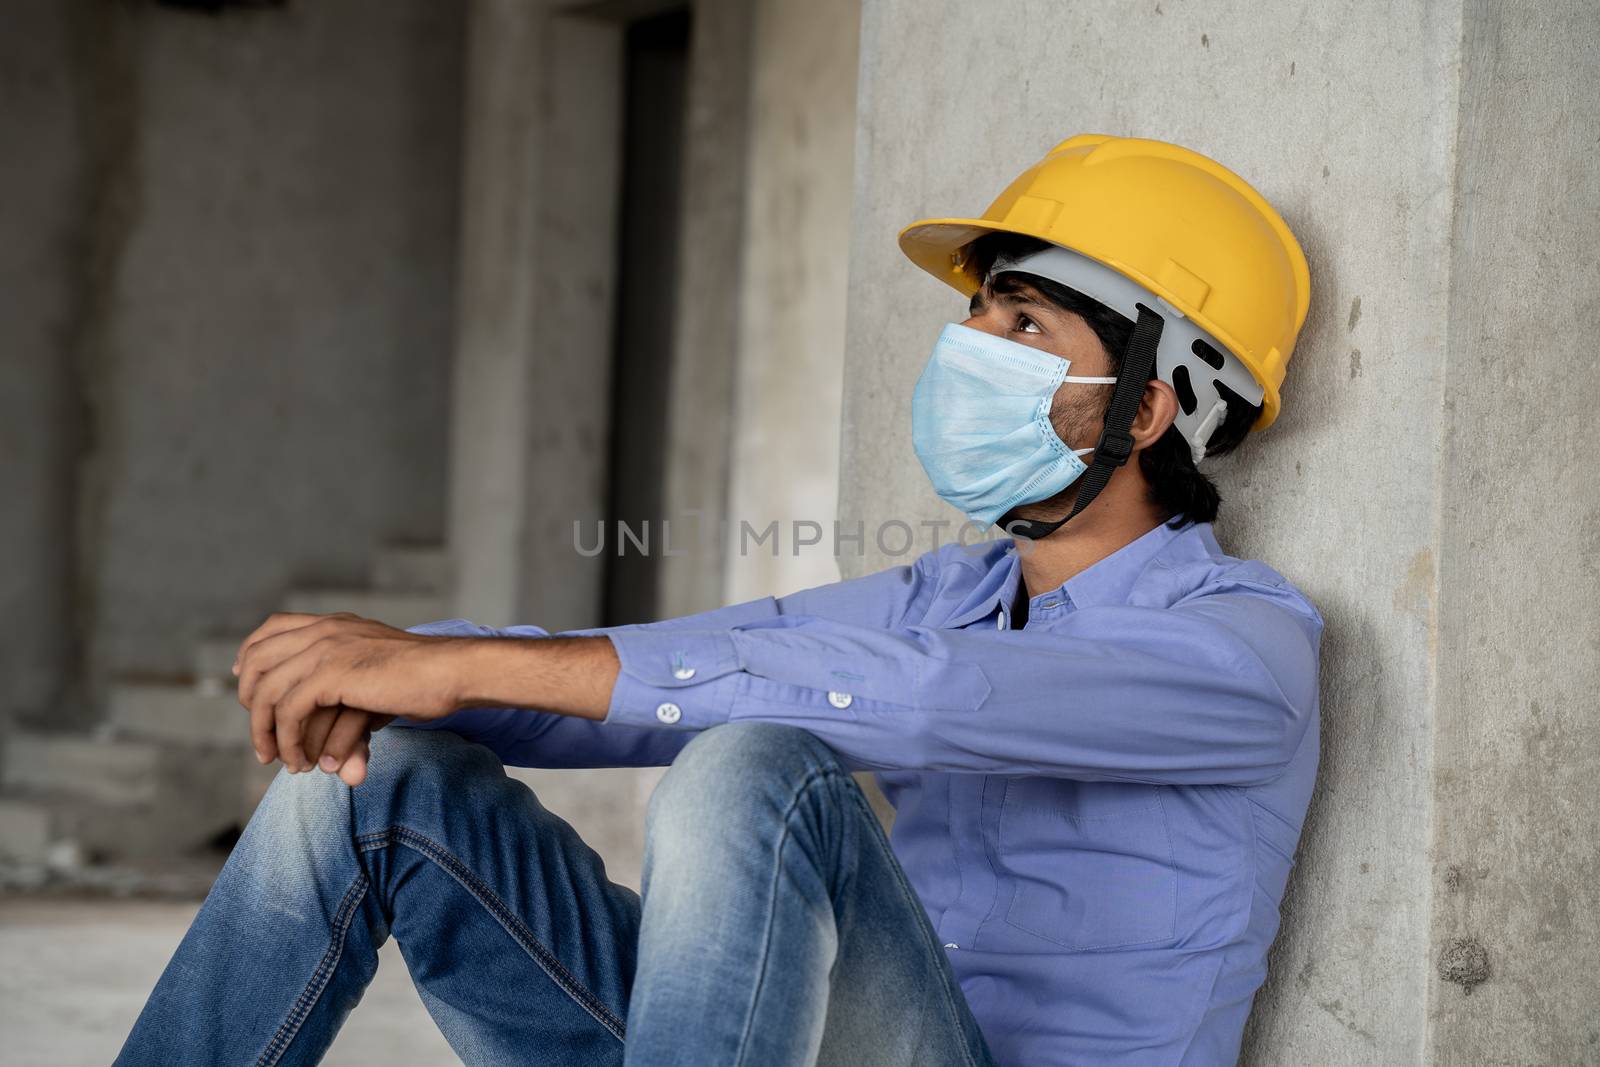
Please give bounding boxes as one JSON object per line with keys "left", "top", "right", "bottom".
{"left": 988, "top": 244, "right": 1266, "bottom": 466}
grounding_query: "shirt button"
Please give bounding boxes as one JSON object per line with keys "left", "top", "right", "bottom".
{"left": 672, "top": 665, "right": 696, "bottom": 680}
{"left": 996, "top": 611, "right": 1007, "bottom": 630}
{"left": 655, "top": 702, "right": 682, "bottom": 724}
{"left": 943, "top": 942, "right": 959, "bottom": 950}
{"left": 827, "top": 691, "right": 853, "bottom": 709}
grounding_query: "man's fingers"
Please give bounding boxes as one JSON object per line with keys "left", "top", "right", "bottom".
{"left": 275, "top": 711, "right": 306, "bottom": 773}
{"left": 250, "top": 696, "right": 278, "bottom": 766}
{"left": 274, "top": 672, "right": 329, "bottom": 773}
{"left": 247, "top": 646, "right": 317, "bottom": 766}
{"left": 333, "top": 716, "right": 393, "bottom": 786}
{"left": 301, "top": 705, "right": 341, "bottom": 769}
{"left": 337, "top": 739, "right": 371, "bottom": 788}
{"left": 318, "top": 708, "right": 372, "bottom": 771}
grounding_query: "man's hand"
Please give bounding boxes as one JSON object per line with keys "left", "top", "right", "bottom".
{"left": 297, "top": 705, "right": 395, "bottom": 787}
{"left": 234, "top": 612, "right": 464, "bottom": 782}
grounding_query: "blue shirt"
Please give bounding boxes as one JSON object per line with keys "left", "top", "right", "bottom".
{"left": 395, "top": 519, "right": 1323, "bottom": 1065}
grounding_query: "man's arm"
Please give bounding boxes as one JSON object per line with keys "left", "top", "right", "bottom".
{"left": 597, "top": 580, "right": 1323, "bottom": 785}
{"left": 399, "top": 560, "right": 1321, "bottom": 785}
{"left": 386, "top": 556, "right": 933, "bottom": 768}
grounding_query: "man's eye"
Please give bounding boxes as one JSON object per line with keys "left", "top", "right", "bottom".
{"left": 1015, "top": 314, "right": 1042, "bottom": 334}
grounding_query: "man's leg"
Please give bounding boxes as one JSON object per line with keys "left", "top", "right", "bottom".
{"left": 626, "top": 721, "right": 998, "bottom": 1067}
{"left": 115, "top": 726, "right": 641, "bottom": 1067}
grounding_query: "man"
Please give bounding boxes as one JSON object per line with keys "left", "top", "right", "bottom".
{"left": 117, "top": 134, "right": 1321, "bottom": 1066}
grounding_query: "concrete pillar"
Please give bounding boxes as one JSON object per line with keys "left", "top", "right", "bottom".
{"left": 448, "top": 0, "right": 622, "bottom": 630}
{"left": 1426, "top": 2, "right": 1599, "bottom": 1061}
{"left": 32, "top": 1, "right": 464, "bottom": 691}
{"left": 0, "top": 0, "right": 88, "bottom": 727}
{"left": 654, "top": 0, "right": 758, "bottom": 619}
{"left": 722, "top": 0, "right": 862, "bottom": 604}
{"left": 837, "top": 0, "right": 1599, "bottom": 1061}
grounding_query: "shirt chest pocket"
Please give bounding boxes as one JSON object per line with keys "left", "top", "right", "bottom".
{"left": 994, "top": 777, "right": 1177, "bottom": 952}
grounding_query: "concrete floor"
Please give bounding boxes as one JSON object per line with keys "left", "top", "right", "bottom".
{"left": 0, "top": 895, "right": 461, "bottom": 1066}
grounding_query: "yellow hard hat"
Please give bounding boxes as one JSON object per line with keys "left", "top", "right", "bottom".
{"left": 899, "top": 134, "right": 1310, "bottom": 433}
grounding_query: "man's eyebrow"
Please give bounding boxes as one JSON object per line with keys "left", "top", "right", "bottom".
{"left": 973, "top": 281, "right": 1048, "bottom": 314}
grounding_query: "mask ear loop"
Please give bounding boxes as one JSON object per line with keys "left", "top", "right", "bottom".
{"left": 1004, "top": 304, "right": 1165, "bottom": 542}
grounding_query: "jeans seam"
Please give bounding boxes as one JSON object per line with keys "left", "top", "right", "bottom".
{"left": 254, "top": 870, "right": 370, "bottom": 1067}
{"left": 354, "top": 824, "right": 627, "bottom": 1042}
{"left": 733, "top": 766, "right": 840, "bottom": 1067}
{"left": 734, "top": 767, "right": 982, "bottom": 1067}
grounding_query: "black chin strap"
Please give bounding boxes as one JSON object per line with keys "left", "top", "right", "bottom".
{"left": 1004, "top": 304, "right": 1165, "bottom": 542}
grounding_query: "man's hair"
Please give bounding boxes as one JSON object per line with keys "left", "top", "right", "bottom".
{"left": 965, "top": 232, "right": 1263, "bottom": 528}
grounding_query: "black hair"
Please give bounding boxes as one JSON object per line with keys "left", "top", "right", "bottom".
{"left": 964, "top": 232, "right": 1262, "bottom": 528}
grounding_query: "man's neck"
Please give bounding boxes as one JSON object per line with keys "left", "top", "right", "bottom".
{"left": 1012, "top": 481, "right": 1167, "bottom": 600}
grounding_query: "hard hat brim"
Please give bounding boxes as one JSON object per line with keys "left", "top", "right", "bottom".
{"left": 897, "top": 218, "right": 1001, "bottom": 297}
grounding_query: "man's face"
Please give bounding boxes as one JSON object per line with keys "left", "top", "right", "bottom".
{"left": 961, "top": 276, "right": 1113, "bottom": 463}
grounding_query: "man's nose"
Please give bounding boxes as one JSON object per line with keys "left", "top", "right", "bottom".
{"left": 959, "top": 311, "right": 1005, "bottom": 338}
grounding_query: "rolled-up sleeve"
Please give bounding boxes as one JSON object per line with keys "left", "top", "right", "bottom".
{"left": 603, "top": 584, "right": 1322, "bottom": 784}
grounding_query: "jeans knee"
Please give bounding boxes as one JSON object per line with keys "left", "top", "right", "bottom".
{"left": 234, "top": 727, "right": 506, "bottom": 886}
{"left": 247, "top": 750, "right": 354, "bottom": 852}
{"left": 646, "top": 722, "right": 842, "bottom": 839}
{"left": 254, "top": 726, "right": 494, "bottom": 830}
{"left": 358, "top": 725, "right": 502, "bottom": 812}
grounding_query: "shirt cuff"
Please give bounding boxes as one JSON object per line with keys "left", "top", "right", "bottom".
{"left": 605, "top": 628, "right": 743, "bottom": 730}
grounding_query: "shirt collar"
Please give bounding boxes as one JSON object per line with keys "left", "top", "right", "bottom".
{"left": 1058, "top": 519, "right": 1197, "bottom": 609}
{"left": 942, "top": 520, "right": 1207, "bottom": 627}
{"left": 940, "top": 541, "right": 1024, "bottom": 628}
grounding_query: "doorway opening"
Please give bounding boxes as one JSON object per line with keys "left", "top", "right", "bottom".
{"left": 601, "top": 8, "right": 692, "bottom": 626}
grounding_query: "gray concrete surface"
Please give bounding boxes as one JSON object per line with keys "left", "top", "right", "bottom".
{"left": 447, "top": 0, "right": 624, "bottom": 633}
{"left": 0, "top": 0, "right": 86, "bottom": 729}
{"left": 838, "top": 0, "right": 1599, "bottom": 1061}
{"left": 722, "top": 0, "right": 862, "bottom": 605}
{"left": 0, "top": 896, "right": 458, "bottom": 1066}
{"left": 64, "top": 0, "right": 463, "bottom": 696}
{"left": 655, "top": 0, "right": 760, "bottom": 621}
{"left": 1427, "top": 1, "right": 1600, "bottom": 1059}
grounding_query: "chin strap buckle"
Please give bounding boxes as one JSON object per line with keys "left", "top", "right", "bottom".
{"left": 1093, "top": 425, "right": 1137, "bottom": 468}
{"left": 1004, "top": 304, "right": 1165, "bottom": 542}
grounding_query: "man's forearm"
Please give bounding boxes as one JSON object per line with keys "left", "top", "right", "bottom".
{"left": 447, "top": 635, "right": 620, "bottom": 721}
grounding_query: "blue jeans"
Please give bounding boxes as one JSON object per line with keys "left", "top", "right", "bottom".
{"left": 115, "top": 721, "right": 998, "bottom": 1066}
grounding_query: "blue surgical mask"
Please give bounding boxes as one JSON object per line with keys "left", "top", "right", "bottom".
{"left": 911, "top": 322, "right": 1117, "bottom": 528}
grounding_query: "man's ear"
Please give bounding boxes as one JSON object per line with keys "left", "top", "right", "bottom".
{"left": 1132, "top": 379, "right": 1180, "bottom": 451}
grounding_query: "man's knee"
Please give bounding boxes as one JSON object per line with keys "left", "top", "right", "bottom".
{"left": 254, "top": 726, "right": 497, "bottom": 831}
{"left": 353, "top": 725, "right": 509, "bottom": 821}
{"left": 364, "top": 724, "right": 499, "bottom": 790}
{"left": 646, "top": 722, "right": 843, "bottom": 834}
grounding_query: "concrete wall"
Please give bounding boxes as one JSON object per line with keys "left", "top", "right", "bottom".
{"left": 722, "top": 0, "right": 862, "bottom": 603}
{"left": 1427, "top": 2, "right": 1599, "bottom": 1062}
{"left": 654, "top": 0, "right": 758, "bottom": 619}
{"left": 839, "top": 0, "right": 1598, "bottom": 1060}
{"left": 0, "top": 0, "right": 85, "bottom": 727}
{"left": 74, "top": 1, "right": 464, "bottom": 692}
{"left": 448, "top": 0, "right": 759, "bottom": 631}
{"left": 447, "top": 0, "right": 622, "bottom": 631}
